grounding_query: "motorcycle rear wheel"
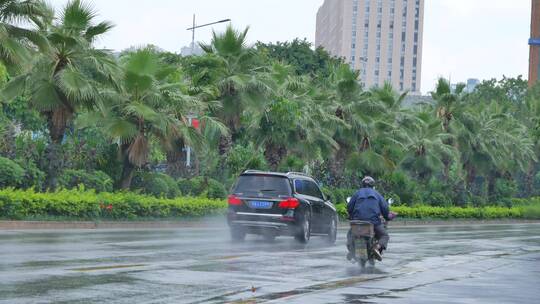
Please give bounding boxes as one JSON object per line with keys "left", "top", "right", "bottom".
{"left": 359, "top": 258, "right": 367, "bottom": 268}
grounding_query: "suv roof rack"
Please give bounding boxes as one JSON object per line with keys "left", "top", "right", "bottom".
{"left": 243, "top": 169, "right": 267, "bottom": 174}
{"left": 286, "top": 171, "right": 311, "bottom": 177}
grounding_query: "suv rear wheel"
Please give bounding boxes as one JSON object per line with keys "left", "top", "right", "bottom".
{"left": 295, "top": 210, "right": 311, "bottom": 243}
{"left": 327, "top": 216, "right": 337, "bottom": 245}
{"left": 230, "top": 226, "right": 246, "bottom": 242}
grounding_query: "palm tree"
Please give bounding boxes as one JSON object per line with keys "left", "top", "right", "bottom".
{"left": 520, "top": 84, "right": 540, "bottom": 195}
{"left": 430, "top": 78, "right": 466, "bottom": 181}
{"left": 340, "top": 82, "right": 410, "bottom": 181}
{"left": 247, "top": 62, "right": 338, "bottom": 170}
{"left": 0, "top": 0, "right": 52, "bottom": 70}
{"left": 399, "top": 111, "right": 456, "bottom": 181}
{"left": 199, "top": 25, "right": 267, "bottom": 155}
{"left": 88, "top": 47, "right": 221, "bottom": 189}
{"left": 3, "top": 0, "right": 117, "bottom": 188}
{"left": 455, "top": 102, "right": 535, "bottom": 195}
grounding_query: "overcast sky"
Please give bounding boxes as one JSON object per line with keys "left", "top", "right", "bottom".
{"left": 48, "top": 0, "right": 531, "bottom": 94}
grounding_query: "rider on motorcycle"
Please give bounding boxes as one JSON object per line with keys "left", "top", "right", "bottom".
{"left": 347, "top": 176, "right": 390, "bottom": 261}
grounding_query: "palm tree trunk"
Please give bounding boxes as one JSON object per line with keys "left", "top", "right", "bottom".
{"left": 119, "top": 156, "right": 135, "bottom": 190}
{"left": 218, "top": 134, "right": 233, "bottom": 156}
{"left": 465, "top": 163, "right": 476, "bottom": 191}
{"left": 524, "top": 161, "right": 536, "bottom": 196}
{"left": 264, "top": 143, "right": 287, "bottom": 171}
{"left": 167, "top": 140, "right": 189, "bottom": 178}
{"left": 118, "top": 144, "right": 135, "bottom": 190}
{"left": 44, "top": 111, "right": 68, "bottom": 189}
{"left": 42, "top": 142, "right": 64, "bottom": 190}
{"left": 328, "top": 146, "right": 348, "bottom": 187}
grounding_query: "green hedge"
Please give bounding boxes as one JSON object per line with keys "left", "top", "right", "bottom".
{"left": 336, "top": 203, "right": 540, "bottom": 220}
{"left": 1, "top": 188, "right": 538, "bottom": 221}
{"left": 58, "top": 169, "right": 113, "bottom": 193}
{"left": 0, "top": 188, "right": 226, "bottom": 220}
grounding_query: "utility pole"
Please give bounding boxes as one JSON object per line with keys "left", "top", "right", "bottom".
{"left": 186, "top": 15, "right": 231, "bottom": 56}
{"left": 184, "top": 15, "right": 231, "bottom": 167}
{"left": 529, "top": 0, "right": 540, "bottom": 87}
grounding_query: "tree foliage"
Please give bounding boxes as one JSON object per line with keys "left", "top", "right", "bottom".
{"left": 0, "top": 4, "right": 538, "bottom": 205}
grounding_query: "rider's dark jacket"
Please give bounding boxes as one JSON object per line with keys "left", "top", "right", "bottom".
{"left": 347, "top": 187, "right": 389, "bottom": 226}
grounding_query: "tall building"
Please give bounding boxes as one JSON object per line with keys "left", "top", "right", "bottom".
{"left": 466, "top": 78, "right": 480, "bottom": 93}
{"left": 316, "top": 0, "right": 424, "bottom": 94}
{"left": 529, "top": 0, "right": 540, "bottom": 87}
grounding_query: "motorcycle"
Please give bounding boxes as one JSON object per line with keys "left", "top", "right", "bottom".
{"left": 346, "top": 197, "right": 397, "bottom": 268}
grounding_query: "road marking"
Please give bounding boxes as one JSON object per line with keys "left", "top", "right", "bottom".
{"left": 70, "top": 264, "right": 147, "bottom": 272}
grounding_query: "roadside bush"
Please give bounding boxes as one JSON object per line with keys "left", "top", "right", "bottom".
{"left": 0, "top": 188, "right": 226, "bottom": 220}
{"left": 207, "top": 179, "right": 227, "bottom": 199}
{"left": 278, "top": 155, "right": 305, "bottom": 172}
{"left": 379, "top": 171, "right": 417, "bottom": 205}
{"left": 534, "top": 172, "right": 540, "bottom": 195}
{"left": 177, "top": 176, "right": 227, "bottom": 199}
{"left": 131, "top": 172, "right": 180, "bottom": 198}
{"left": 0, "top": 156, "right": 24, "bottom": 188}
{"left": 57, "top": 169, "right": 113, "bottom": 192}
{"left": 15, "top": 159, "right": 45, "bottom": 190}
{"left": 335, "top": 203, "right": 532, "bottom": 220}
{"left": 492, "top": 178, "right": 517, "bottom": 201}
{"left": 423, "top": 191, "right": 453, "bottom": 207}
{"left": 225, "top": 144, "right": 267, "bottom": 176}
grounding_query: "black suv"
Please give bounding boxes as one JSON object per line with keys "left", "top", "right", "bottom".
{"left": 227, "top": 170, "right": 338, "bottom": 244}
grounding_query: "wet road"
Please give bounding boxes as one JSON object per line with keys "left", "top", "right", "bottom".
{"left": 1, "top": 222, "right": 539, "bottom": 304}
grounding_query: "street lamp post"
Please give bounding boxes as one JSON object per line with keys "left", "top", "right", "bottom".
{"left": 186, "top": 14, "right": 231, "bottom": 55}
{"left": 184, "top": 15, "right": 230, "bottom": 168}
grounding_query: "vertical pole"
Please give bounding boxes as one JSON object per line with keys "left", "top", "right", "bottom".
{"left": 191, "top": 14, "right": 196, "bottom": 55}
{"left": 529, "top": 0, "right": 540, "bottom": 87}
{"left": 186, "top": 116, "right": 192, "bottom": 168}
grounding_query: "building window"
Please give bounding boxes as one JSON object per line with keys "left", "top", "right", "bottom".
{"left": 375, "top": 70, "right": 379, "bottom": 76}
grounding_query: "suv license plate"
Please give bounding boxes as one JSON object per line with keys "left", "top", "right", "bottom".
{"left": 249, "top": 201, "right": 273, "bottom": 209}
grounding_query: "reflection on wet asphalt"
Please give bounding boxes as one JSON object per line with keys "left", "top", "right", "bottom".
{"left": 1, "top": 222, "right": 539, "bottom": 303}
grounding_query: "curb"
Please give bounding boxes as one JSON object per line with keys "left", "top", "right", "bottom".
{"left": 0, "top": 220, "right": 225, "bottom": 230}
{"left": 1, "top": 219, "right": 539, "bottom": 230}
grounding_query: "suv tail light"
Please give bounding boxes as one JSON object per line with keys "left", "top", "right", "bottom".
{"left": 278, "top": 198, "right": 300, "bottom": 209}
{"left": 228, "top": 195, "right": 242, "bottom": 205}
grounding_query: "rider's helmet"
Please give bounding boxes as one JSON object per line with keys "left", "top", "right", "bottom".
{"left": 362, "top": 176, "right": 376, "bottom": 188}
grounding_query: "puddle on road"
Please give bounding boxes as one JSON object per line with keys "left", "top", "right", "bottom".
{"left": 70, "top": 264, "right": 147, "bottom": 272}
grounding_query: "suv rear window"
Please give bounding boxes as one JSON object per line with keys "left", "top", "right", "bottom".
{"left": 233, "top": 175, "right": 292, "bottom": 196}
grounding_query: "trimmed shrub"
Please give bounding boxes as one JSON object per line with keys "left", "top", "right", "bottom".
{"left": 225, "top": 144, "right": 267, "bottom": 176}
{"left": 379, "top": 171, "right": 417, "bottom": 206}
{"left": 492, "top": 178, "right": 518, "bottom": 201}
{"left": 0, "top": 188, "right": 226, "bottom": 220}
{"left": 131, "top": 172, "right": 181, "bottom": 198}
{"left": 336, "top": 203, "right": 533, "bottom": 220}
{"left": 177, "top": 177, "right": 227, "bottom": 199}
{"left": 57, "top": 169, "right": 113, "bottom": 192}
{"left": 207, "top": 179, "right": 227, "bottom": 199}
{"left": 14, "top": 159, "right": 45, "bottom": 190}
{"left": 0, "top": 156, "right": 24, "bottom": 188}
